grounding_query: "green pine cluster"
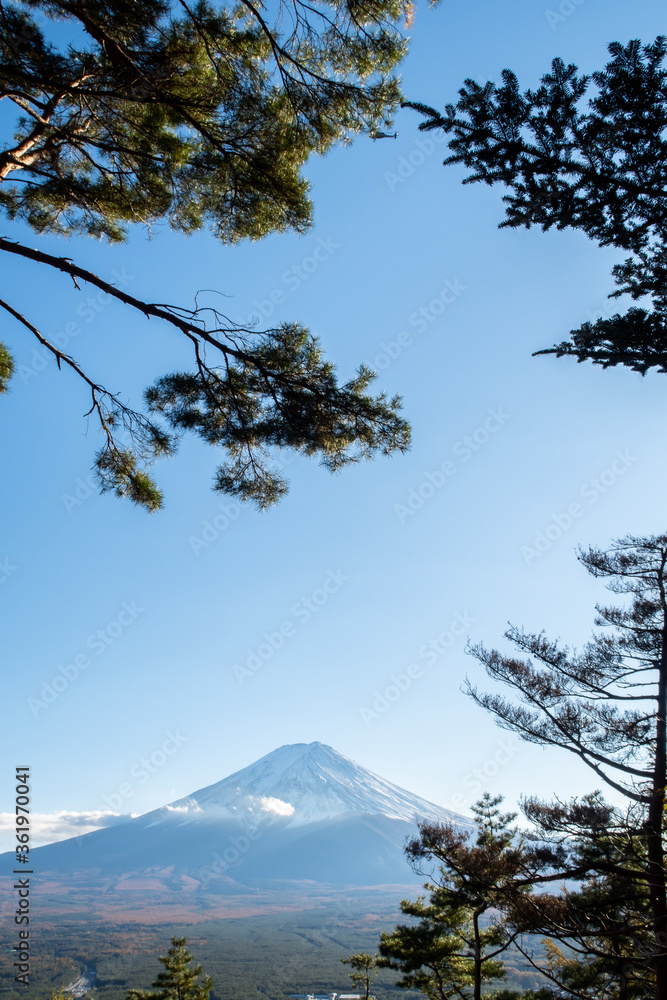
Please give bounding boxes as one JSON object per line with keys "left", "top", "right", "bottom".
{"left": 127, "top": 938, "right": 213, "bottom": 1000}
{"left": 0, "top": 0, "right": 416, "bottom": 509}
{"left": 377, "top": 797, "right": 534, "bottom": 1000}
{"left": 0, "top": 0, "right": 409, "bottom": 242}
{"left": 404, "top": 37, "right": 667, "bottom": 376}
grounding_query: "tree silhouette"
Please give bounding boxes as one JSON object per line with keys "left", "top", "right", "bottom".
{"left": 404, "top": 38, "right": 667, "bottom": 377}
{"left": 467, "top": 535, "right": 667, "bottom": 995}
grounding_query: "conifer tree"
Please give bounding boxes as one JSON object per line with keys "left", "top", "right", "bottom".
{"left": 403, "top": 38, "right": 667, "bottom": 376}
{"left": 379, "top": 897, "right": 478, "bottom": 1000}
{"left": 126, "top": 937, "right": 213, "bottom": 1000}
{"left": 513, "top": 794, "right": 654, "bottom": 1000}
{"left": 467, "top": 534, "right": 667, "bottom": 996}
{"left": 0, "top": 0, "right": 417, "bottom": 510}
{"left": 379, "top": 795, "right": 546, "bottom": 1000}
{"left": 341, "top": 952, "right": 379, "bottom": 1000}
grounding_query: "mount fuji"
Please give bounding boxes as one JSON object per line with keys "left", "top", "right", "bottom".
{"left": 16, "top": 743, "right": 470, "bottom": 917}
{"left": 168, "top": 741, "right": 462, "bottom": 827}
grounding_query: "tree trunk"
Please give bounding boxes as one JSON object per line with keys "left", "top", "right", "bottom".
{"left": 472, "top": 910, "right": 481, "bottom": 1000}
{"left": 649, "top": 604, "right": 667, "bottom": 997}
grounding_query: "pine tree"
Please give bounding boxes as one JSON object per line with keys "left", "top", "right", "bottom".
{"left": 379, "top": 796, "right": 546, "bottom": 1000}
{"left": 467, "top": 534, "right": 667, "bottom": 995}
{"left": 341, "top": 952, "right": 379, "bottom": 1000}
{"left": 126, "top": 938, "right": 213, "bottom": 1000}
{"left": 0, "top": 0, "right": 417, "bottom": 510}
{"left": 403, "top": 37, "right": 667, "bottom": 376}
{"left": 379, "top": 896, "right": 479, "bottom": 1000}
{"left": 514, "top": 795, "right": 655, "bottom": 1000}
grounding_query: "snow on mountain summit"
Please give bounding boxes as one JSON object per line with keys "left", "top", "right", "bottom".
{"left": 167, "top": 742, "right": 461, "bottom": 827}
{"left": 18, "top": 743, "right": 472, "bottom": 890}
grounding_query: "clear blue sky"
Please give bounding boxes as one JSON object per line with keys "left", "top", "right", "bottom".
{"left": 1, "top": 0, "right": 666, "bottom": 851}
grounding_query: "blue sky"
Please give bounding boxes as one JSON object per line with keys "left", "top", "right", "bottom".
{"left": 1, "top": 0, "right": 666, "bottom": 851}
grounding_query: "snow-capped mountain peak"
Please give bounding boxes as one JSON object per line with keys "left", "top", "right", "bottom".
{"left": 18, "top": 742, "right": 471, "bottom": 895}
{"left": 166, "top": 742, "right": 461, "bottom": 827}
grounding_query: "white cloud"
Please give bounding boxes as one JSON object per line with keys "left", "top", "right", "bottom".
{"left": 0, "top": 810, "right": 134, "bottom": 850}
{"left": 257, "top": 796, "right": 295, "bottom": 817}
{"left": 164, "top": 802, "right": 202, "bottom": 814}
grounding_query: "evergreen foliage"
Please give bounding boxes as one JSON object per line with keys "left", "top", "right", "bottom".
{"left": 467, "top": 534, "right": 667, "bottom": 996}
{"left": 378, "top": 795, "right": 547, "bottom": 1000}
{"left": 403, "top": 38, "right": 667, "bottom": 375}
{"left": 0, "top": 341, "right": 14, "bottom": 392}
{"left": 380, "top": 898, "right": 480, "bottom": 1000}
{"left": 126, "top": 938, "right": 213, "bottom": 1000}
{"left": 341, "top": 951, "right": 380, "bottom": 1000}
{"left": 1, "top": 0, "right": 409, "bottom": 240}
{"left": 515, "top": 795, "right": 654, "bottom": 999}
{"left": 0, "top": 0, "right": 417, "bottom": 509}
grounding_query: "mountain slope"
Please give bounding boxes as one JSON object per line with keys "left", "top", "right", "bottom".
{"left": 9, "top": 743, "right": 470, "bottom": 903}
{"left": 166, "top": 741, "right": 462, "bottom": 826}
